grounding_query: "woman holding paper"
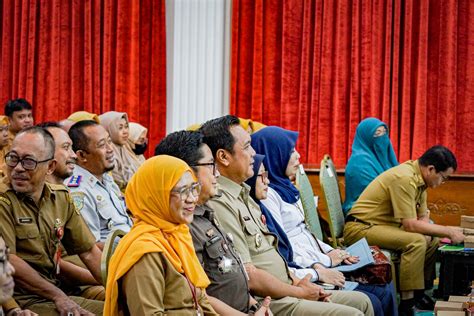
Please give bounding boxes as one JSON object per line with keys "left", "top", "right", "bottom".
{"left": 251, "top": 126, "right": 397, "bottom": 316}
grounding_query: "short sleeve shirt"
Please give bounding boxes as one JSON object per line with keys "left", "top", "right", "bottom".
{"left": 348, "top": 160, "right": 428, "bottom": 226}
{"left": 65, "top": 165, "right": 132, "bottom": 242}
{"left": 0, "top": 183, "right": 96, "bottom": 295}
{"left": 189, "top": 204, "right": 250, "bottom": 312}
{"left": 207, "top": 176, "right": 291, "bottom": 285}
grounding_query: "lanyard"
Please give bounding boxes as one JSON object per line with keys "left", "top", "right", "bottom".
{"left": 184, "top": 274, "right": 202, "bottom": 316}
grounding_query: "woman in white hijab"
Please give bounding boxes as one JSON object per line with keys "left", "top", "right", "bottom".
{"left": 99, "top": 111, "right": 137, "bottom": 190}
{"left": 127, "top": 122, "right": 148, "bottom": 166}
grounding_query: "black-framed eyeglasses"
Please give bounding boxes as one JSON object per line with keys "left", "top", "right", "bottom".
{"left": 258, "top": 171, "right": 268, "bottom": 181}
{"left": 171, "top": 182, "right": 202, "bottom": 201}
{"left": 190, "top": 162, "right": 217, "bottom": 176}
{"left": 5, "top": 152, "right": 54, "bottom": 171}
{"left": 0, "top": 246, "right": 10, "bottom": 273}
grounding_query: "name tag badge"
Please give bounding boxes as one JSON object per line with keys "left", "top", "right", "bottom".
{"left": 18, "top": 217, "right": 33, "bottom": 224}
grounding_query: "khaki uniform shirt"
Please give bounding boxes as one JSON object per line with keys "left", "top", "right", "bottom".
{"left": 120, "top": 252, "right": 217, "bottom": 316}
{"left": 0, "top": 182, "right": 96, "bottom": 297}
{"left": 190, "top": 204, "right": 250, "bottom": 312}
{"left": 207, "top": 176, "right": 291, "bottom": 285}
{"left": 348, "top": 160, "right": 428, "bottom": 226}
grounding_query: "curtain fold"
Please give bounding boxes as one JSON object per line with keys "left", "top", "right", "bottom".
{"left": 231, "top": 0, "right": 474, "bottom": 172}
{"left": 0, "top": 0, "right": 166, "bottom": 155}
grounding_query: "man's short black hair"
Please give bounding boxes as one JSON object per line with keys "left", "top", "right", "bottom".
{"left": 199, "top": 115, "right": 240, "bottom": 157}
{"left": 36, "top": 122, "right": 61, "bottom": 129}
{"left": 68, "top": 120, "right": 99, "bottom": 152}
{"left": 4, "top": 98, "right": 32, "bottom": 117}
{"left": 17, "top": 126, "right": 55, "bottom": 159}
{"left": 419, "top": 145, "right": 457, "bottom": 172}
{"left": 154, "top": 131, "right": 205, "bottom": 172}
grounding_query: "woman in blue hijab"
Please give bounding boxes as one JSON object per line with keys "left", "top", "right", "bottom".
{"left": 342, "top": 118, "right": 398, "bottom": 215}
{"left": 252, "top": 126, "right": 397, "bottom": 316}
{"left": 245, "top": 154, "right": 302, "bottom": 271}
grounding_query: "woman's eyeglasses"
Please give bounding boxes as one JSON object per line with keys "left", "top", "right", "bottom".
{"left": 257, "top": 171, "right": 268, "bottom": 181}
{"left": 171, "top": 182, "right": 202, "bottom": 201}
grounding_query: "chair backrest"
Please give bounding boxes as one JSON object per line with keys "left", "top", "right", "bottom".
{"left": 319, "top": 154, "right": 345, "bottom": 248}
{"left": 101, "top": 229, "right": 127, "bottom": 286}
{"left": 295, "top": 164, "right": 324, "bottom": 241}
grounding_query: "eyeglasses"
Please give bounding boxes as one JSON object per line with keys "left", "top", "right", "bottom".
{"left": 190, "top": 162, "right": 217, "bottom": 176}
{"left": 0, "top": 246, "right": 10, "bottom": 273}
{"left": 257, "top": 171, "right": 268, "bottom": 181}
{"left": 5, "top": 153, "right": 54, "bottom": 171}
{"left": 438, "top": 172, "right": 449, "bottom": 183}
{"left": 171, "top": 182, "right": 201, "bottom": 201}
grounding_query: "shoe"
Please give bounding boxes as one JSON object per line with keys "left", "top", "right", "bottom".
{"left": 399, "top": 299, "right": 417, "bottom": 316}
{"left": 415, "top": 294, "right": 435, "bottom": 310}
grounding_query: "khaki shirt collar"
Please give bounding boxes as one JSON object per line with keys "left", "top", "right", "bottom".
{"left": 411, "top": 160, "right": 427, "bottom": 189}
{"left": 217, "top": 175, "right": 251, "bottom": 201}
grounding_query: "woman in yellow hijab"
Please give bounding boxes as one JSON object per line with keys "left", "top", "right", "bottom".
{"left": 104, "top": 155, "right": 217, "bottom": 315}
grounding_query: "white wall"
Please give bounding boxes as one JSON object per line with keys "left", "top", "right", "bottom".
{"left": 166, "top": 0, "right": 231, "bottom": 133}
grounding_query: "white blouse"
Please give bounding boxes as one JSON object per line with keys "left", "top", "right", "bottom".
{"left": 261, "top": 187, "right": 334, "bottom": 281}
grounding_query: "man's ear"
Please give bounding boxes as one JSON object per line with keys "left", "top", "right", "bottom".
{"left": 46, "top": 160, "right": 57, "bottom": 176}
{"left": 216, "top": 149, "right": 230, "bottom": 167}
{"left": 76, "top": 150, "right": 87, "bottom": 163}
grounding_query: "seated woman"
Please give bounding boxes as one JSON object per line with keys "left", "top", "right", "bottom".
{"left": 251, "top": 126, "right": 397, "bottom": 316}
{"left": 127, "top": 122, "right": 148, "bottom": 165}
{"left": 104, "top": 155, "right": 217, "bottom": 315}
{"left": 99, "top": 111, "right": 137, "bottom": 190}
{"left": 342, "top": 117, "right": 398, "bottom": 215}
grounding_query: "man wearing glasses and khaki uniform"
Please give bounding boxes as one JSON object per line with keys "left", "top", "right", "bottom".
{"left": 0, "top": 127, "right": 104, "bottom": 315}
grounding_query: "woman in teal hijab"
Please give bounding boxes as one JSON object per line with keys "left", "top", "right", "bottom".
{"left": 342, "top": 117, "right": 398, "bottom": 215}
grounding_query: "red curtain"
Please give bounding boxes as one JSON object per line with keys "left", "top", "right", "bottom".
{"left": 231, "top": 0, "right": 474, "bottom": 172}
{"left": 0, "top": 0, "right": 166, "bottom": 155}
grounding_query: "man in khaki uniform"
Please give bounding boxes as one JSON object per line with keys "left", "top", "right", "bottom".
{"left": 344, "top": 145, "right": 465, "bottom": 315}
{"left": 0, "top": 127, "right": 103, "bottom": 315}
{"left": 201, "top": 115, "right": 374, "bottom": 316}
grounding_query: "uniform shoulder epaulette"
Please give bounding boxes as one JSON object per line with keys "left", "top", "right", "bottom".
{"left": 0, "top": 194, "right": 11, "bottom": 206}
{"left": 49, "top": 183, "right": 69, "bottom": 192}
{"left": 67, "top": 175, "right": 82, "bottom": 188}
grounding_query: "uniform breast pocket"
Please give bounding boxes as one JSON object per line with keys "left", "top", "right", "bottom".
{"left": 97, "top": 201, "right": 113, "bottom": 221}
{"left": 243, "top": 221, "right": 265, "bottom": 255}
{"left": 15, "top": 225, "right": 43, "bottom": 260}
{"left": 204, "top": 238, "right": 224, "bottom": 272}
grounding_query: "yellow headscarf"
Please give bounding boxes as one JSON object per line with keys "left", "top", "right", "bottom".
{"left": 104, "top": 155, "right": 210, "bottom": 315}
{"left": 0, "top": 115, "right": 8, "bottom": 126}
{"left": 239, "top": 117, "right": 267, "bottom": 133}
{"left": 67, "top": 111, "right": 100, "bottom": 123}
{"left": 186, "top": 123, "right": 202, "bottom": 131}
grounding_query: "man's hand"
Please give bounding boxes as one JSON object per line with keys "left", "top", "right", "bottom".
{"left": 312, "top": 266, "right": 345, "bottom": 287}
{"left": 448, "top": 227, "right": 465, "bottom": 244}
{"left": 53, "top": 295, "right": 94, "bottom": 316}
{"left": 342, "top": 256, "right": 359, "bottom": 265}
{"left": 7, "top": 309, "right": 38, "bottom": 316}
{"left": 254, "top": 296, "right": 273, "bottom": 316}
{"left": 294, "top": 275, "right": 323, "bottom": 301}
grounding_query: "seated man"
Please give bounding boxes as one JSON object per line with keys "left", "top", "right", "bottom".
{"left": 344, "top": 145, "right": 466, "bottom": 315}
{"left": 66, "top": 120, "right": 132, "bottom": 248}
{"left": 4, "top": 99, "right": 34, "bottom": 144}
{"left": 0, "top": 127, "right": 103, "bottom": 315}
{"left": 155, "top": 130, "right": 271, "bottom": 315}
{"left": 200, "top": 115, "right": 374, "bottom": 316}
{"left": 39, "top": 122, "right": 105, "bottom": 300}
